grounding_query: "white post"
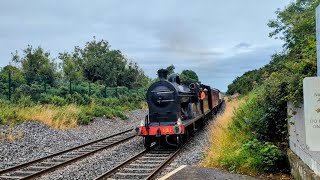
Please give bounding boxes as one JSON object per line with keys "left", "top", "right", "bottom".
{"left": 316, "top": 5, "right": 320, "bottom": 76}
{"left": 302, "top": 5, "right": 320, "bottom": 151}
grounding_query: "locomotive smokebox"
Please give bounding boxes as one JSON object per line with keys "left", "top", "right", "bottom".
{"left": 158, "top": 69, "right": 168, "bottom": 80}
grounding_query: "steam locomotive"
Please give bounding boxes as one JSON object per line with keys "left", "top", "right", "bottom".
{"left": 135, "top": 69, "right": 223, "bottom": 149}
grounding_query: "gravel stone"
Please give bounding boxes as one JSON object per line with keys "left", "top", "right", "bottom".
{"left": 1, "top": 105, "right": 257, "bottom": 179}
{"left": 0, "top": 109, "right": 147, "bottom": 171}
{"left": 155, "top": 103, "right": 254, "bottom": 179}
{"left": 37, "top": 137, "right": 145, "bottom": 180}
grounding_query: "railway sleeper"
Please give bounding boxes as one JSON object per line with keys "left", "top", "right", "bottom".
{"left": 83, "top": 147, "right": 99, "bottom": 151}
{"left": 91, "top": 144, "right": 108, "bottom": 148}
{"left": 39, "top": 162, "right": 60, "bottom": 166}
{"left": 148, "top": 150, "right": 174, "bottom": 154}
{"left": 77, "top": 150, "right": 94, "bottom": 153}
{"left": 143, "top": 154, "right": 169, "bottom": 157}
{"left": 4, "top": 170, "right": 34, "bottom": 177}
{"left": 13, "top": 170, "right": 38, "bottom": 174}
{"left": 60, "top": 155, "right": 77, "bottom": 159}
{"left": 122, "top": 167, "right": 154, "bottom": 172}
{"left": 135, "top": 160, "right": 163, "bottom": 164}
{"left": 69, "top": 153, "right": 86, "bottom": 156}
{"left": 0, "top": 175, "right": 25, "bottom": 179}
{"left": 51, "top": 158, "right": 68, "bottom": 162}
{"left": 106, "top": 140, "right": 121, "bottom": 143}
{"left": 120, "top": 170, "right": 153, "bottom": 175}
{"left": 140, "top": 156, "right": 168, "bottom": 160}
{"left": 115, "top": 172, "right": 150, "bottom": 177}
{"left": 128, "top": 163, "right": 159, "bottom": 168}
{"left": 25, "top": 166, "right": 47, "bottom": 171}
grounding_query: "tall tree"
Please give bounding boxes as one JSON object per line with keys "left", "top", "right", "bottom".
{"left": 72, "top": 37, "right": 149, "bottom": 88}
{"left": 12, "top": 45, "right": 57, "bottom": 85}
{"left": 166, "top": 64, "right": 175, "bottom": 75}
{"left": 180, "top": 69, "right": 199, "bottom": 85}
{"left": 268, "top": 0, "right": 317, "bottom": 62}
{"left": 59, "top": 52, "right": 82, "bottom": 82}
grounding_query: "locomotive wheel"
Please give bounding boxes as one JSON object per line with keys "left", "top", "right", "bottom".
{"left": 184, "top": 129, "right": 190, "bottom": 142}
{"left": 143, "top": 137, "right": 151, "bottom": 149}
{"left": 177, "top": 135, "right": 183, "bottom": 148}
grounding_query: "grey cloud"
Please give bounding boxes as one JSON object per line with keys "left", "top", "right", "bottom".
{"left": 234, "top": 42, "right": 252, "bottom": 49}
{"left": 194, "top": 45, "right": 281, "bottom": 91}
{"left": 0, "top": 0, "right": 291, "bottom": 90}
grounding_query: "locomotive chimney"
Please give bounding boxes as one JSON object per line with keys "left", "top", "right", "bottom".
{"left": 157, "top": 69, "right": 168, "bottom": 80}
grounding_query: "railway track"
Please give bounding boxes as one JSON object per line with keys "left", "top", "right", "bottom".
{"left": 94, "top": 146, "right": 182, "bottom": 180}
{"left": 0, "top": 129, "right": 135, "bottom": 180}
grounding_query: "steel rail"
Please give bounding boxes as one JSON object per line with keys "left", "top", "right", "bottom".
{"left": 94, "top": 149, "right": 148, "bottom": 180}
{"left": 94, "top": 145, "right": 182, "bottom": 180}
{"left": 145, "top": 147, "right": 182, "bottom": 180}
{"left": 0, "top": 129, "right": 135, "bottom": 179}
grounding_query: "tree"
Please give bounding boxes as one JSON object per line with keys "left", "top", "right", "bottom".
{"left": 166, "top": 64, "right": 175, "bottom": 75}
{"left": 180, "top": 70, "right": 199, "bottom": 85}
{"left": 59, "top": 52, "right": 82, "bottom": 82}
{"left": 226, "top": 0, "right": 318, "bottom": 145}
{"left": 72, "top": 37, "right": 149, "bottom": 89}
{"left": 268, "top": 0, "right": 317, "bottom": 62}
{"left": 226, "top": 69, "right": 263, "bottom": 95}
{"left": 12, "top": 45, "right": 57, "bottom": 85}
{"left": 0, "top": 65, "right": 25, "bottom": 98}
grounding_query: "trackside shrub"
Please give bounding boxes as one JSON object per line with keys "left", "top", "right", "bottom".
{"left": 229, "top": 91, "right": 288, "bottom": 173}
{"left": 39, "top": 94, "right": 66, "bottom": 106}
{"left": 77, "top": 112, "right": 90, "bottom": 125}
{"left": 241, "top": 139, "right": 285, "bottom": 172}
{"left": 204, "top": 95, "right": 288, "bottom": 175}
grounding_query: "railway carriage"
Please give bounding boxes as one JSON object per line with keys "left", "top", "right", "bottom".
{"left": 135, "top": 69, "right": 223, "bottom": 149}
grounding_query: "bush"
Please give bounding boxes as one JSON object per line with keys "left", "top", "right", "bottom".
{"left": 228, "top": 91, "right": 289, "bottom": 173}
{"left": 13, "top": 84, "right": 43, "bottom": 101}
{"left": 0, "top": 85, "right": 146, "bottom": 126}
{"left": 78, "top": 112, "right": 90, "bottom": 125}
{"left": 16, "top": 96, "right": 34, "bottom": 107}
{"left": 241, "top": 139, "right": 285, "bottom": 173}
{"left": 218, "top": 138, "right": 285, "bottom": 174}
{"left": 65, "top": 92, "right": 93, "bottom": 105}
{"left": 205, "top": 97, "right": 288, "bottom": 175}
{"left": 0, "top": 100, "right": 15, "bottom": 124}
{"left": 39, "top": 94, "right": 66, "bottom": 106}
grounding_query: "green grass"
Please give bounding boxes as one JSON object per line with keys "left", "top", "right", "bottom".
{"left": 204, "top": 94, "right": 286, "bottom": 176}
{"left": 0, "top": 93, "right": 145, "bottom": 128}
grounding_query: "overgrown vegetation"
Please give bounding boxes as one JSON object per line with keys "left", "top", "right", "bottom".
{"left": 0, "top": 92, "right": 145, "bottom": 128}
{"left": 205, "top": 97, "right": 287, "bottom": 175}
{"left": 207, "top": 0, "right": 318, "bottom": 175}
{"left": 0, "top": 37, "right": 148, "bottom": 128}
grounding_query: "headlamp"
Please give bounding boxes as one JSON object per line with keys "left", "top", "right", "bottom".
{"left": 140, "top": 120, "right": 145, "bottom": 127}
{"left": 177, "top": 118, "right": 182, "bottom": 126}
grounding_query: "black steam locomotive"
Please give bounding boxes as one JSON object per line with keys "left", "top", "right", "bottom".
{"left": 136, "top": 69, "right": 223, "bottom": 148}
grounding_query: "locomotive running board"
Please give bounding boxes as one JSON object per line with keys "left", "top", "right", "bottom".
{"left": 183, "top": 115, "right": 204, "bottom": 127}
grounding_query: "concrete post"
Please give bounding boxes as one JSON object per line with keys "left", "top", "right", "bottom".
{"left": 316, "top": 5, "right": 320, "bottom": 76}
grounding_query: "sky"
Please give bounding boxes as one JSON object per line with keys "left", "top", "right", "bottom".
{"left": 0, "top": 0, "right": 292, "bottom": 92}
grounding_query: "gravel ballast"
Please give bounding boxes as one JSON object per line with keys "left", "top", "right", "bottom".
{"left": 1, "top": 104, "right": 257, "bottom": 179}
{"left": 0, "top": 109, "right": 146, "bottom": 171}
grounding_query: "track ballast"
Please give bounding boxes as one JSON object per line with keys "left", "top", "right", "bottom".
{"left": 94, "top": 145, "right": 182, "bottom": 180}
{"left": 0, "top": 129, "right": 135, "bottom": 180}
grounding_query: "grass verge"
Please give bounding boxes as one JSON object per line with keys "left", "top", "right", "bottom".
{"left": 203, "top": 95, "right": 286, "bottom": 176}
{"left": 0, "top": 94, "right": 144, "bottom": 130}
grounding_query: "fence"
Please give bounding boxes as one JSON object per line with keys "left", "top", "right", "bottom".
{"left": 0, "top": 71, "right": 146, "bottom": 102}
